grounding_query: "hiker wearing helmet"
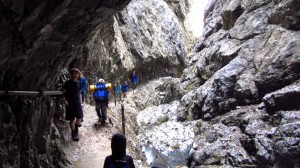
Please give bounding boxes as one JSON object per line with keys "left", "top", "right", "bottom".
{"left": 93, "top": 78, "right": 109, "bottom": 126}
{"left": 62, "top": 68, "right": 83, "bottom": 141}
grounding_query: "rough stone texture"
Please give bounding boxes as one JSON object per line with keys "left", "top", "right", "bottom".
{"left": 137, "top": 101, "right": 195, "bottom": 166}
{"left": 83, "top": 0, "right": 193, "bottom": 84}
{"left": 0, "top": 0, "right": 131, "bottom": 167}
{"left": 179, "top": 0, "right": 300, "bottom": 166}
{"left": 181, "top": 0, "right": 300, "bottom": 120}
{"left": 0, "top": 97, "right": 68, "bottom": 168}
{"left": 1, "top": 0, "right": 300, "bottom": 167}
{"left": 186, "top": 104, "right": 300, "bottom": 167}
{"left": 262, "top": 80, "right": 300, "bottom": 114}
{"left": 131, "top": 77, "right": 184, "bottom": 111}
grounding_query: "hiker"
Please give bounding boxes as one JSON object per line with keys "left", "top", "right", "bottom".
{"left": 122, "top": 81, "right": 129, "bottom": 98}
{"left": 93, "top": 79, "right": 109, "bottom": 126}
{"left": 166, "top": 68, "right": 174, "bottom": 77}
{"left": 80, "top": 75, "right": 87, "bottom": 103}
{"left": 131, "top": 70, "right": 138, "bottom": 89}
{"left": 168, "top": 68, "right": 174, "bottom": 77}
{"left": 62, "top": 68, "right": 83, "bottom": 141}
{"left": 114, "top": 81, "right": 122, "bottom": 101}
{"left": 103, "top": 133, "right": 135, "bottom": 168}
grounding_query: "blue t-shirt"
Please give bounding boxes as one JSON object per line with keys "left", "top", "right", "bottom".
{"left": 131, "top": 75, "right": 138, "bottom": 84}
{"left": 122, "top": 84, "right": 129, "bottom": 92}
{"left": 115, "top": 85, "right": 122, "bottom": 93}
{"left": 80, "top": 76, "right": 87, "bottom": 93}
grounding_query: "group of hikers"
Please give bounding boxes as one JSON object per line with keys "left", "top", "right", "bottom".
{"left": 62, "top": 68, "right": 136, "bottom": 167}
{"left": 62, "top": 68, "right": 138, "bottom": 140}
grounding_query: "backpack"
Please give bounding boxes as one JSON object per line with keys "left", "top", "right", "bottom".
{"left": 93, "top": 83, "right": 108, "bottom": 100}
{"left": 80, "top": 76, "right": 87, "bottom": 92}
{"left": 122, "top": 84, "right": 129, "bottom": 92}
{"left": 108, "top": 156, "right": 130, "bottom": 168}
{"left": 131, "top": 75, "right": 138, "bottom": 84}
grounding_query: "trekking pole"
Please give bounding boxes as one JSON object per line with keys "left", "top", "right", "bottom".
{"left": 121, "top": 103, "right": 126, "bottom": 136}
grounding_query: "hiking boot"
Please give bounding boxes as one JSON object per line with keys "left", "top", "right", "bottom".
{"left": 101, "top": 120, "right": 106, "bottom": 126}
{"left": 72, "top": 130, "right": 79, "bottom": 141}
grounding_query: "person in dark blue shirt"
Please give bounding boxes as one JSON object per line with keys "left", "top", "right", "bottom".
{"left": 63, "top": 68, "right": 83, "bottom": 141}
{"left": 122, "top": 81, "right": 129, "bottom": 99}
{"left": 80, "top": 75, "right": 87, "bottom": 103}
{"left": 131, "top": 70, "right": 138, "bottom": 94}
{"left": 114, "top": 81, "right": 122, "bottom": 101}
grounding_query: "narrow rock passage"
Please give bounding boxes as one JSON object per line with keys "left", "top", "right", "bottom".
{"left": 61, "top": 87, "right": 140, "bottom": 168}
{"left": 61, "top": 104, "right": 117, "bottom": 168}
{"left": 60, "top": 79, "right": 171, "bottom": 167}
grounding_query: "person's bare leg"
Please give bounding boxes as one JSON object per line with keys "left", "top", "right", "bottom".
{"left": 70, "top": 120, "right": 75, "bottom": 130}
{"left": 74, "top": 118, "right": 82, "bottom": 139}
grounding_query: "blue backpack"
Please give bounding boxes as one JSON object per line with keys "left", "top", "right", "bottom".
{"left": 80, "top": 76, "right": 87, "bottom": 93}
{"left": 93, "top": 83, "right": 109, "bottom": 100}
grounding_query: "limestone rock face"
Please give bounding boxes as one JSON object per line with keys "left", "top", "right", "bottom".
{"left": 0, "top": 0, "right": 197, "bottom": 167}
{"left": 180, "top": 0, "right": 300, "bottom": 166}
{"left": 84, "top": 0, "right": 193, "bottom": 83}
{"left": 182, "top": 0, "right": 300, "bottom": 119}
{"left": 0, "top": 0, "right": 131, "bottom": 167}
{"left": 131, "top": 77, "right": 183, "bottom": 110}
{"left": 137, "top": 101, "right": 195, "bottom": 166}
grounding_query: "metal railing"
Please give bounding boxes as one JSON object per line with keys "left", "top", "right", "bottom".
{"left": 0, "top": 90, "right": 62, "bottom": 96}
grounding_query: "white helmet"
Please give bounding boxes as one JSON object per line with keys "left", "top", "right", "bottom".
{"left": 98, "top": 79, "right": 105, "bottom": 83}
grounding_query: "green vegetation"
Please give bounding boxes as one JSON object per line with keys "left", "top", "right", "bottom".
{"left": 171, "top": 143, "right": 180, "bottom": 150}
{"left": 157, "top": 115, "right": 169, "bottom": 124}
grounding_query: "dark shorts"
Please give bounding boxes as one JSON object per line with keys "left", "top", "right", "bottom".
{"left": 65, "top": 102, "right": 83, "bottom": 121}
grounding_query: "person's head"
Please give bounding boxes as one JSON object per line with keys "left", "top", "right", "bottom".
{"left": 70, "top": 68, "right": 82, "bottom": 81}
{"left": 111, "top": 133, "right": 127, "bottom": 159}
{"left": 98, "top": 78, "right": 105, "bottom": 84}
{"left": 124, "top": 81, "right": 127, "bottom": 84}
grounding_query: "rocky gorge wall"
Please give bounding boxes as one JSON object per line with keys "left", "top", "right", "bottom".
{"left": 0, "top": 0, "right": 197, "bottom": 167}
{"left": 129, "top": 0, "right": 300, "bottom": 167}
{"left": 1, "top": 0, "right": 299, "bottom": 167}
{"left": 83, "top": 0, "right": 196, "bottom": 84}
{"left": 0, "top": 0, "right": 132, "bottom": 167}
{"left": 178, "top": 0, "right": 300, "bottom": 167}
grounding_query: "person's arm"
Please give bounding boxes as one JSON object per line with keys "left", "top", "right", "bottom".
{"left": 79, "top": 90, "right": 82, "bottom": 104}
{"left": 103, "top": 156, "right": 110, "bottom": 168}
{"left": 62, "top": 85, "right": 69, "bottom": 107}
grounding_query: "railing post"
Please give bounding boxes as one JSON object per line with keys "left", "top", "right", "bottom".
{"left": 114, "top": 86, "right": 116, "bottom": 106}
{"left": 121, "top": 103, "right": 125, "bottom": 136}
